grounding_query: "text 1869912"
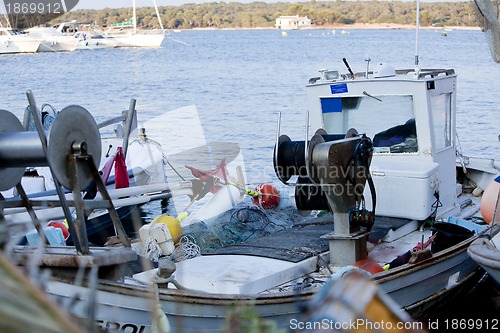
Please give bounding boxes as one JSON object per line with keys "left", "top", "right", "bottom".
{"left": 3, "top": 0, "right": 79, "bottom": 15}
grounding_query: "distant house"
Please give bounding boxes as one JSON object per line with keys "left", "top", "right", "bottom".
{"left": 275, "top": 15, "right": 311, "bottom": 30}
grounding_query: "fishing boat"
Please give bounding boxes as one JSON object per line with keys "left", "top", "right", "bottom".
{"left": 23, "top": 59, "right": 496, "bottom": 333}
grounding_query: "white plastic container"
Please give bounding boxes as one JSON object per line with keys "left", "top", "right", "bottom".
{"left": 364, "top": 159, "right": 439, "bottom": 220}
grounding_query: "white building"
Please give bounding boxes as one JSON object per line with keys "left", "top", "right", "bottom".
{"left": 275, "top": 15, "right": 311, "bottom": 30}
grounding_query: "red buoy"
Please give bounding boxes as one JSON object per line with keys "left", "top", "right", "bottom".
{"left": 252, "top": 183, "right": 280, "bottom": 209}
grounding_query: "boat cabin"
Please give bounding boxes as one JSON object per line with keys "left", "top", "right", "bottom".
{"left": 306, "top": 65, "right": 460, "bottom": 221}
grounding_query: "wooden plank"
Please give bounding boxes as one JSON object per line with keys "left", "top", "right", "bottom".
{"left": 12, "top": 246, "right": 137, "bottom": 267}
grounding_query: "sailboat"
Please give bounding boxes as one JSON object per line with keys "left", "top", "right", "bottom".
{"left": 105, "top": 0, "right": 166, "bottom": 48}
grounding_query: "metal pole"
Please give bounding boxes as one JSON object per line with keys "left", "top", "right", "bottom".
{"left": 122, "top": 99, "right": 136, "bottom": 158}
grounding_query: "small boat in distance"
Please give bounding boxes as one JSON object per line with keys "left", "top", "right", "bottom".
{"left": 25, "top": 26, "right": 79, "bottom": 52}
{"left": 55, "top": 21, "right": 120, "bottom": 50}
{"left": 104, "top": 0, "right": 166, "bottom": 48}
{"left": 0, "top": 28, "right": 41, "bottom": 54}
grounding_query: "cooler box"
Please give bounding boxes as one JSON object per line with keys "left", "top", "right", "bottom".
{"left": 364, "top": 159, "right": 439, "bottom": 220}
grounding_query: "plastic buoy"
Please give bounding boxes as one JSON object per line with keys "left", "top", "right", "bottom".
{"left": 252, "top": 183, "right": 280, "bottom": 209}
{"left": 480, "top": 176, "right": 500, "bottom": 224}
{"left": 47, "top": 220, "right": 70, "bottom": 241}
{"left": 152, "top": 214, "right": 182, "bottom": 243}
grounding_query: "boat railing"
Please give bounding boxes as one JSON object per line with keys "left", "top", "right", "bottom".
{"left": 395, "top": 68, "right": 455, "bottom": 79}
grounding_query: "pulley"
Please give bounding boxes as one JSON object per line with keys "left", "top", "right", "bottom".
{"left": 0, "top": 106, "right": 101, "bottom": 191}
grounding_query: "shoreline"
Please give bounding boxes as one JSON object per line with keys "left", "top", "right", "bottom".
{"left": 188, "top": 23, "right": 480, "bottom": 31}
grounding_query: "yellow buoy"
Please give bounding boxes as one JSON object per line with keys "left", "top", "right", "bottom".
{"left": 152, "top": 214, "right": 183, "bottom": 243}
{"left": 480, "top": 176, "right": 500, "bottom": 224}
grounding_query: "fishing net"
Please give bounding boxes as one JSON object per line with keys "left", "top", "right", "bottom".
{"left": 171, "top": 235, "right": 201, "bottom": 262}
{"left": 473, "top": 0, "right": 500, "bottom": 62}
{"left": 180, "top": 198, "right": 310, "bottom": 252}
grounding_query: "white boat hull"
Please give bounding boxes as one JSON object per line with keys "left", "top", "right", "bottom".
{"left": 44, "top": 225, "right": 497, "bottom": 333}
{"left": 468, "top": 228, "right": 500, "bottom": 285}
{"left": 0, "top": 36, "right": 41, "bottom": 54}
{"left": 37, "top": 38, "right": 79, "bottom": 52}
{"left": 108, "top": 32, "right": 165, "bottom": 48}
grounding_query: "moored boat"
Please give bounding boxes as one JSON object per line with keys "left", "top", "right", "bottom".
{"left": 0, "top": 28, "right": 41, "bottom": 54}
{"left": 25, "top": 26, "right": 79, "bottom": 52}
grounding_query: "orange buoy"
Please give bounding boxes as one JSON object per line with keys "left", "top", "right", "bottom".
{"left": 252, "top": 183, "right": 280, "bottom": 209}
{"left": 354, "top": 257, "right": 385, "bottom": 274}
{"left": 480, "top": 176, "right": 500, "bottom": 224}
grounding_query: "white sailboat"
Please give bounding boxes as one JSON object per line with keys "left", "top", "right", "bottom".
{"left": 106, "top": 0, "right": 166, "bottom": 48}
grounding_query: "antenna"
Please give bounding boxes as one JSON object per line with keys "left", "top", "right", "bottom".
{"left": 415, "top": 0, "right": 420, "bottom": 70}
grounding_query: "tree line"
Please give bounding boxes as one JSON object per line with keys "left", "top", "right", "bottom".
{"left": 51, "top": 1, "right": 480, "bottom": 30}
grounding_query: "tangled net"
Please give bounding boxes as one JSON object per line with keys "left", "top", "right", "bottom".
{"left": 171, "top": 235, "right": 201, "bottom": 262}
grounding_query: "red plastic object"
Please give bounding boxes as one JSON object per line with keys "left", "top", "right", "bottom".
{"left": 252, "top": 183, "right": 280, "bottom": 209}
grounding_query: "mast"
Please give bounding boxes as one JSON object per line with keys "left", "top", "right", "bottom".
{"left": 415, "top": 0, "right": 420, "bottom": 70}
{"left": 152, "top": 0, "right": 165, "bottom": 30}
{"left": 132, "top": 0, "right": 137, "bottom": 34}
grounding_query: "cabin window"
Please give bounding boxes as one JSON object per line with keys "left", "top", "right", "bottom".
{"left": 321, "top": 95, "right": 417, "bottom": 153}
{"left": 430, "top": 93, "right": 452, "bottom": 151}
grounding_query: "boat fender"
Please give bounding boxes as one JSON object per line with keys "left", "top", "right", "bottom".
{"left": 252, "top": 183, "right": 280, "bottom": 209}
{"left": 480, "top": 175, "right": 500, "bottom": 224}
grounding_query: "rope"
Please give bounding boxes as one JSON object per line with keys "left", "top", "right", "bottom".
{"left": 171, "top": 235, "right": 200, "bottom": 262}
{"left": 144, "top": 236, "right": 162, "bottom": 261}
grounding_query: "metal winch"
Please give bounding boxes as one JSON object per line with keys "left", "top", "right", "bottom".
{"left": 274, "top": 122, "right": 375, "bottom": 265}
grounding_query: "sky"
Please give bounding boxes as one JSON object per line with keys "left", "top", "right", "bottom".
{"left": 74, "top": 0, "right": 457, "bottom": 10}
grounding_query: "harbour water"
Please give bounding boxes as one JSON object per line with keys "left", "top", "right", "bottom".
{"left": 1, "top": 28, "right": 499, "bottom": 329}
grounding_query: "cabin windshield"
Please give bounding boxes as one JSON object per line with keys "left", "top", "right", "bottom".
{"left": 321, "top": 95, "right": 417, "bottom": 154}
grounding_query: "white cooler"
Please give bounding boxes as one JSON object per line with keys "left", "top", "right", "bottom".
{"left": 364, "top": 159, "right": 440, "bottom": 221}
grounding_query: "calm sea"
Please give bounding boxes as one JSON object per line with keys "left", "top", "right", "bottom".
{"left": 1, "top": 28, "right": 499, "bottom": 328}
